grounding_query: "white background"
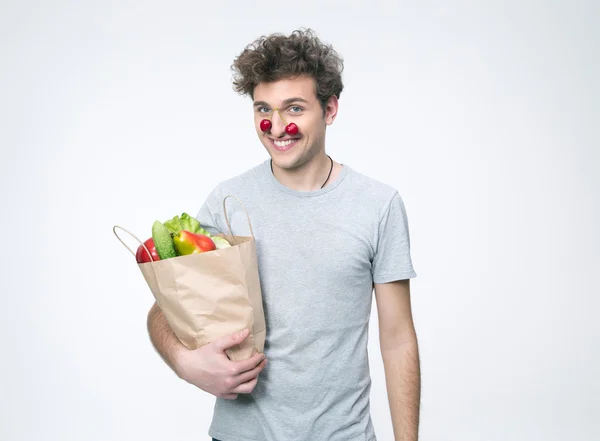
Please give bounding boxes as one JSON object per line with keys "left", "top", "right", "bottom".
{"left": 1, "top": 1, "right": 598, "bottom": 440}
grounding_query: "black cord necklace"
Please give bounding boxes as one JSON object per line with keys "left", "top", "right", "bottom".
{"left": 271, "top": 154, "right": 334, "bottom": 189}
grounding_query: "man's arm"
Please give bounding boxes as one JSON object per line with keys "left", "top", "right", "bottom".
{"left": 374, "top": 279, "right": 421, "bottom": 441}
{"left": 147, "top": 301, "right": 188, "bottom": 377}
{"left": 146, "top": 301, "right": 268, "bottom": 399}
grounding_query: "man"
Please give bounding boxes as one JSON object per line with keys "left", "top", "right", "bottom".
{"left": 147, "top": 29, "right": 420, "bottom": 441}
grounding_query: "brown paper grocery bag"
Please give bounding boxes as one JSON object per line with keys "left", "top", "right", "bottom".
{"left": 113, "top": 195, "right": 266, "bottom": 361}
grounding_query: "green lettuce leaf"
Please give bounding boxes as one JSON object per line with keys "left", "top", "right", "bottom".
{"left": 180, "top": 212, "right": 209, "bottom": 235}
{"left": 163, "top": 212, "right": 212, "bottom": 238}
{"left": 163, "top": 215, "right": 183, "bottom": 235}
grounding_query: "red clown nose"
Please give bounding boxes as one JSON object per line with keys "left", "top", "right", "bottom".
{"left": 260, "top": 119, "right": 272, "bottom": 132}
{"left": 260, "top": 119, "right": 299, "bottom": 135}
{"left": 285, "top": 123, "right": 298, "bottom": 135}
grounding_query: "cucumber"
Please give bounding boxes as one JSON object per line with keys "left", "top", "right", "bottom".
{"left": 152, "top": 220, "right": 177, "bottom": 260}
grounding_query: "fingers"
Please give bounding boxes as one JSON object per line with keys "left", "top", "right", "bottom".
{"left": 228, "top": 358, "right": 267, "bottom": 395}
{"left": 207, "top": 329, "right": 268, "bottom": 400}
{"left": 234, "top": 358, "right": 267, "bottom": 386}
{"left": 230, "top": 377, "right": 258, "bottom": 395}
{"left": 212, "top": 328, "right": 250, "bottom": 352}
{"left": 230, "top": 351, "right": 266, "bottom": 375}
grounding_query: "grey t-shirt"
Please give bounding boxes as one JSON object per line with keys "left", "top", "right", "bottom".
{"left": 195, "top": 159, "right": 417, "bottom": 441}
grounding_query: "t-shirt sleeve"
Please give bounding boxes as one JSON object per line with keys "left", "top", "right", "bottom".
{"left": 371, "top": 192, "right": 417, "bottom": 283}
{"left": 195, "top": 186, "right": 224, "bottom": 236}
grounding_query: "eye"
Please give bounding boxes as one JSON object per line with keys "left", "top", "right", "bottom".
{"left": 289, "top": 106, "right": 303, "bottom": 113}
{"left": 257, "top": 106, "right": 270, "bottom": 113}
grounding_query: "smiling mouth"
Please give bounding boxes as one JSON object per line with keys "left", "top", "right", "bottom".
{"left": 270, "top": 138, "right": 300, "bottom": 150}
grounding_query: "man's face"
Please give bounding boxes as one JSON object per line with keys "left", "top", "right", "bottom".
{"left": 252, "top": 74, "right": 338, "bottom": 171}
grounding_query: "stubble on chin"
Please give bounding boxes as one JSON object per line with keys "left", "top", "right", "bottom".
{"left": 274, "top": 141, "right": 327, "bottom": 173}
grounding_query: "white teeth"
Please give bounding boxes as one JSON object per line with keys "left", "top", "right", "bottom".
{"left": 274, "top": 139, "right": 295, "bottom": 147}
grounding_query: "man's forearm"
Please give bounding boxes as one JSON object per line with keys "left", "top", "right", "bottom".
{"left": 382, "top": 338, "right": 421, "bottom": 441}
{"left": 147, "top": 302, "right": 187, "bottom": 376}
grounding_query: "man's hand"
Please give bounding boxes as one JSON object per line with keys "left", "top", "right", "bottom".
{"left": 175, "top": 328, "right": 268, "bottom": 400}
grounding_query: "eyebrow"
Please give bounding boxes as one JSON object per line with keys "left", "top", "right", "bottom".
{"left": 253, "top": 97, "right": 309, "bottom": 108}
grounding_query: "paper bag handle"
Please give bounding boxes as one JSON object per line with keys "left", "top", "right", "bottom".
{"left": 222, "top": 195, "right": 255, "bottom": 243}
{"left": 112, "top": 225, "right": 156, "bottom": 262}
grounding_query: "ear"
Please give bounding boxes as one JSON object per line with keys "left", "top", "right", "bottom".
{"left": 324, "top": 95, "right": 339, "bottom": 125}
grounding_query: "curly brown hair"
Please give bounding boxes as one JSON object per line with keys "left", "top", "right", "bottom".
{"left": 231, "top": 29, "right": 344, "bottom": 111}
